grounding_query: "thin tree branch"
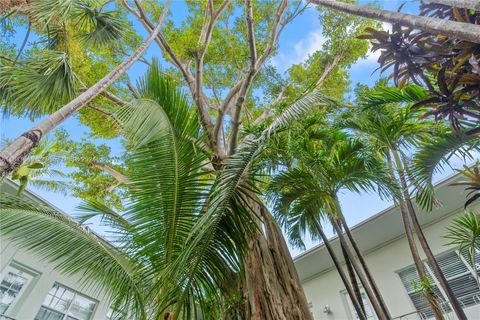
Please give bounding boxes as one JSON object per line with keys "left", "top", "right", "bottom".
{"left": 228, "top": 0, "right": 288, "bottom": 155}
{"left": 316, "top": 53, "right": 343, "bottom": 88}
{"left": 127, "top": 81, "right": 140, "bottom": 99}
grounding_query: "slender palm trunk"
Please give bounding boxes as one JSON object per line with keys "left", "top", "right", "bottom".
{"left": 399, "top": 200, "right": 445, "bottom": 320}
{"left": 391, "top": 150, "right": 466, "bottom": 320}
{"left": 424, "top": 0, "right": 480, "bottom": 11}
{"left": 312, "top": 218, "right": 367, "bottom": 319}
{"left": 0, "top": 2, "right": 171, "bottom": 178}
{"left": 242, "top": 199, "right": 313, "bottom": 319}
{"left": 334, "top": 198, "right": 391, "bottom": 319}
{"left": 330, "top": 218, "right": 389, "bottom": 319}
{"left": 342, "top": 244, "right": 366, "bottom": 317}
{"left": 311, "top": 0, "right": 480, "bottom": 44}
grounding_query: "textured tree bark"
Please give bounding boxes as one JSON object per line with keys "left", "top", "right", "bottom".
{"left": 426, "top": 0, "right": 480, "bottom": 10}
{"left": 311, "top": 0, "right": 480, "bottom": 44}
{"left": 0, "top": 2, "right": 171, "bottom": 178}
{"left": 241, "top": 201, "right": 312, "bottom": 320}
{"left": 0, "top": 0, "right": 29, "bottom": 15}
{"left": 391, "top": 150, "right": 464, "bottom": 320}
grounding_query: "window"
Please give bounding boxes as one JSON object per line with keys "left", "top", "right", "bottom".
{"left": 344, "top": 290, "right": 375, "bottom": 319}
{"left": 0, "top": 264, "right": 36, "bottom": 315}
{"left": 35, "top": 283, "right": 97, "bottom": 320}
{"left": 398, "top": 249, "right": 480, "bottom": 319}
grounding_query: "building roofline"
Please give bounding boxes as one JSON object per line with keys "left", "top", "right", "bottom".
{"left": 293, "top": 171, "right": 463, "bottom": 262}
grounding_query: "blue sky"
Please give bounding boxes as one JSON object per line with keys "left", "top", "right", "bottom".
{"left": 1, "top": 0, "right": 473, "bottom": 256}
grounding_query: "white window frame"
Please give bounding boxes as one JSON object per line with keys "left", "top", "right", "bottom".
{"left": 0, "top": 262, "right": 38, "bottom": 316}
{"left": 397, "top": 248, "right": 480, "bottom": 318}
{"left": 36, "top": 283, "right": 98, "bottom": 320}
{"left": 342, "top": 288, "right": 376, "bottom": 320}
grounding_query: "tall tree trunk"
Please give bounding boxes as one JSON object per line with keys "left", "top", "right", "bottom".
{"left": 241, "top": 200, "right": 313, "bottom": 319}
{"left": 391, "top": 150, "right": 466, "bottom": 320}
{"left": 386, "top": 153, "right": 445, "bottom": 319}
{"left": 398, "top": 201, "right": 445, "bottom": 320}
{"left": 334, "top": 198, "right": 391, "bottom": 319}
{"left": 330, "top": 218, "right": 389, "bottom": 319}
{"left": 425, "top": 0, "right": 480, "bottom": 11}
{"left": 0, "top": 1, "right": 171, "bottom": 178}
{"left": 342, "top": 244, "right": 366, "bottom": 317}
{"left": 311, "top": 0, "right": 480, "bottom": 44}
{"left": 312, "top": 218, "right": 367, "bottom": 319}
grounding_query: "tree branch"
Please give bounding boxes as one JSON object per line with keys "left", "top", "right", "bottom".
{"left": 228, "top": 0, "right": 288, "bottom": 155}
{"left": 316, "top": 53, "right": 343, "bottom": 88}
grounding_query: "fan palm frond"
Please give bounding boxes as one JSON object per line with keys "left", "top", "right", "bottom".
{"left": 0, "top": 50, "right": 78, "bottom": 116}
{"left": 75, "top": 1, "right": 126, "bottom": 48}
{"left": 0, "top": 193, "right": 147, "bottom": 319}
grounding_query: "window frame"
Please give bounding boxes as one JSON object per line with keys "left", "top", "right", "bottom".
{"left": 0, "top": 262, "right": 38, "bottom": 316}
{"left": 36, "top": 282, "right": 99, "bottom": 320}
{"left": 396, "top": 248, "right": 480, "bottom": 318}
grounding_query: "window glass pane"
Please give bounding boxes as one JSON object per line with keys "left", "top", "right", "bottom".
{"left": 0, "top": 269, "right": 29, "bottom": 314}
{"left": 37, "top": 284, "right": 97, "bottom": 320}
{"left": 34, "top": 306, "right": 64, "bottom": 320}
{"left": 68, "top": 294, "right": 96, "bottom": 320}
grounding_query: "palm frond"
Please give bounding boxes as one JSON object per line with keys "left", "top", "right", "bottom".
{"left": 444, "top": 211, "right": 480, "bottom": 265}
{"left": 151, "top": 88, "right": 335, "bottom": 317}
{"left": 0, "top": 50, "right": 78, "bottom": 117}
{"left": 75, "top": 2, "right": 126, "bottom": 48}
{"left": 360, "top": 84, "right": 430, "bottom": 109}
{"left": 0, "top": 193, "right": 147, "bottom": 320}
{"left": 412, "top": 133, "right": 479, "bottom": 211}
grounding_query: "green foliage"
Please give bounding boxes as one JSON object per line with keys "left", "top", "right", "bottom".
{"left": 0, "top": 193, "right": 147, "bottom": 319}
{"left": 360, "top": 3, "right": 480, "bottom": 133}
{"left": 413, "top": 134, "right": 479, "bottom": 211}
{"left": 3, "top": 136, "right": 67, "bottom": 195}
{"left": 0, "top": 50, "right": 78, "bottom": 117}
{"left": 267, "top": 128, "right": 394, "bottom": 249}
{"left": 451, "top": 163, "right": 480, "bottom": 208}
{"left": 445, "top": 211, "right": 480, "bottom": 266}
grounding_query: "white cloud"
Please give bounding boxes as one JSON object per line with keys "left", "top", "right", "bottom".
{"left": 271, "top": 28, "right": 326, "bottom": 73}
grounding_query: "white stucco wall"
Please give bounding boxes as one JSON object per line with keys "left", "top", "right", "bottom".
{"left": 300, "top": 205, "right": 480, "bottom": 320}
{"left": 0, "top": 238, "right": 112, "bottom": 320}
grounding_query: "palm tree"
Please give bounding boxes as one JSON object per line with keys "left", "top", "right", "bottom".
{"left": 268, "top": 131, "right": 394, "bottom": 319}
{"left": 2, "top": 137, "right": 67, "bottom": 195}
{"left": 0, "top": 64, "right": 333, "bottom": 318}
{"left": 311, "top": 0, "right": 480, "bottom": 43}
{"left": 341, "top": 95, "right": 465, "bottom": 319}
{"left": 0, "top": 0, "right": 171, "bottom": 178}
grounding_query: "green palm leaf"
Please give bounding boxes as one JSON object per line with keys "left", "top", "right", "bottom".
{"left": 0, "top": 193, "right": 147, "bottom": 319}
{"left": 0, "top": 50, "right": 78, "bottom": 116}
{"left": 154, "top": 88, "right": 335, "bottom": 317}
{"left": 412, "top": 133, "right": 479, "bottom": 211}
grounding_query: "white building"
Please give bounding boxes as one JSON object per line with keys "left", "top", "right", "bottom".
{"left": 1, "top": 173, "right": 479, "bottom": 320}
{"left": 294, "top": 173, "right": 480, "bottom": 320}
{"left": 0, "top": 180, "right": 114, "bottom": 320}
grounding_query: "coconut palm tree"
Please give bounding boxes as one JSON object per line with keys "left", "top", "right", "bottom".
{"left": 0, "top": 63, "right": 333, "bottom": 318}
{"left": 267, "top": 131, "right": 394, "bottom": 319}
{"left": 341, "top": 92, "right": 466, "bottom": 319}
{"left": 0, "top": 0, "right": 171, "bottom": 178}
